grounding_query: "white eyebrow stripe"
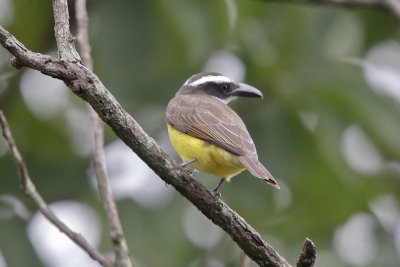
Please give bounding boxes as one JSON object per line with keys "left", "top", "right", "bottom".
{"left": 189, "top": 75, "right": 232, "bottom": 87}
{"left": 183, "top": 78, "right": 191, "bottom": 86}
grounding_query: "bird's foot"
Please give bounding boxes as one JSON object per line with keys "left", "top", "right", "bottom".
{"left": 212, "top": 190, "right": 221, "bottom": 200}
{"left": 186, "top": 168, "right": 195, "bottom": 176}
{"left": 180, "top": 158, "right": 197, "bottom": 167}
{"left": 180, "top": 158, "right": 197, "bottom": 176}
{"left": 211, "top": 178, "right": 226, "bottom": 200}
{"left": 213, "top": 178, "right": 226, "bottom": 192}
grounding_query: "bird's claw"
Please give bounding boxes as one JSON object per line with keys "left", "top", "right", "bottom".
{"left": 212, "top": 190, "right": 221, "bottom": 200}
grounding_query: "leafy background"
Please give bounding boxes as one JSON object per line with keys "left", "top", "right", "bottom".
{"left": 1, "top": 0, "right": 400, "bottom": 266}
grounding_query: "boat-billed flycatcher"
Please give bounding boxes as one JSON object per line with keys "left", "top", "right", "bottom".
{"left": 166, "top": 72, "right": 279, "bottom": 192}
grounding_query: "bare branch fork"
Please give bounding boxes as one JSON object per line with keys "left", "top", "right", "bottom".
{"left": 0, "top": 0, "right": 325, "bottom": 266}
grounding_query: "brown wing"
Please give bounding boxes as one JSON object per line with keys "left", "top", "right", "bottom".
{"left": 166, "top": 95, "right": 279, "bottom": 188}
{"left": 166, "top": 95, "right": 251, "bottom": 155}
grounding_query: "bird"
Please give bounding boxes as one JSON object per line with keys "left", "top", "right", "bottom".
{"left": 166, "top": 72, "right": 279, "bottom": 193}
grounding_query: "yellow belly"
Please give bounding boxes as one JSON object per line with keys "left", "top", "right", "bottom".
{"left": 167, "top": 124, "right": 245, "bottom": 180}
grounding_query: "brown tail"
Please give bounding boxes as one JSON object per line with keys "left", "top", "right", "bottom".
{"left": 236, "top": 154, "right": 280, "bottom": 189}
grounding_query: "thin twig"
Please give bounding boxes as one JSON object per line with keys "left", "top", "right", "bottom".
{"left": 75, "top": 0, "right": 93, "bottom": 70}
{"left": 0, "top": 110, "right": 113, "bottom": 267}
{"left": 296, "top": 238, "right": 317, "bottom": 267}
{"left": 260, "top": 0, "right": 400, "bottom": 23}
{"left": 75, "top": 1, "right": 133, "bottom": 266}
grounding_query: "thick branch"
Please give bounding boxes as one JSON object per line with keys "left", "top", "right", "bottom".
{"left": 0, "top": 26, "right": 290, "bottom": 266}
{"left": 74, "top": 0, "right": 133, "bottom": 266}
{"left": 0, "top": 111, "right": 112, "bottom": 267}
{"left": 261, "top": 0, "right": 400, "bottom": 23}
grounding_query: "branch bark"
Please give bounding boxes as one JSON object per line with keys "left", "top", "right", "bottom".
{"left": 0, "top": 111, "right": 113, "bottom": 267}
{"left": 74, "top": 0, "right": 133, "bottom": 266}
{"left": 52, "top": 0, "right": 81, "bottom": 62}
{"left": 0, "top": 24, "right": 291, "bottom": 266}
{"left": 260, "top": 0, "right": 400, "bottom": 23}
{"left": 296, "top": 238, "right": 317, "bottom": 267}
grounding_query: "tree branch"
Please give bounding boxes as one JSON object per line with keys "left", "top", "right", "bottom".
{"left": 0, "top": 24, "right": 292, "bottom": 266}
{"left": 260, "top": 0, "right": 400, "bottom": 23}
{"left": 0, "top": 111, "right": 113, "bottom": 267}
{"left": 296, "top": 238, "right": 317, "bottom": 267}
{"left": 52, "top": 0, "right": 81, "bottom": 62}
{"left": 74, "top": 0, "right": 133, "bottom": 266}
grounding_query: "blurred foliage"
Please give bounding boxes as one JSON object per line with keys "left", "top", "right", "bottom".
{"left": 1, "top": 0, "right": 400, "bottom": 266}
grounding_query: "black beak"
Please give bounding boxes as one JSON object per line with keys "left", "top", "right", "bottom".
{"left": 231, "top": 83, "right": 263, "bottom": 99}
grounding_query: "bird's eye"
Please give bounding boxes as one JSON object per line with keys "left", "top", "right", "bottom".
{"left": 222, "top": 84, "right": 229, "bottom": 93}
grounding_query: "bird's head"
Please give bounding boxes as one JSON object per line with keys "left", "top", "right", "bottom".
{"left": 176, "top": 72, "right": 263, "bottom": 104}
